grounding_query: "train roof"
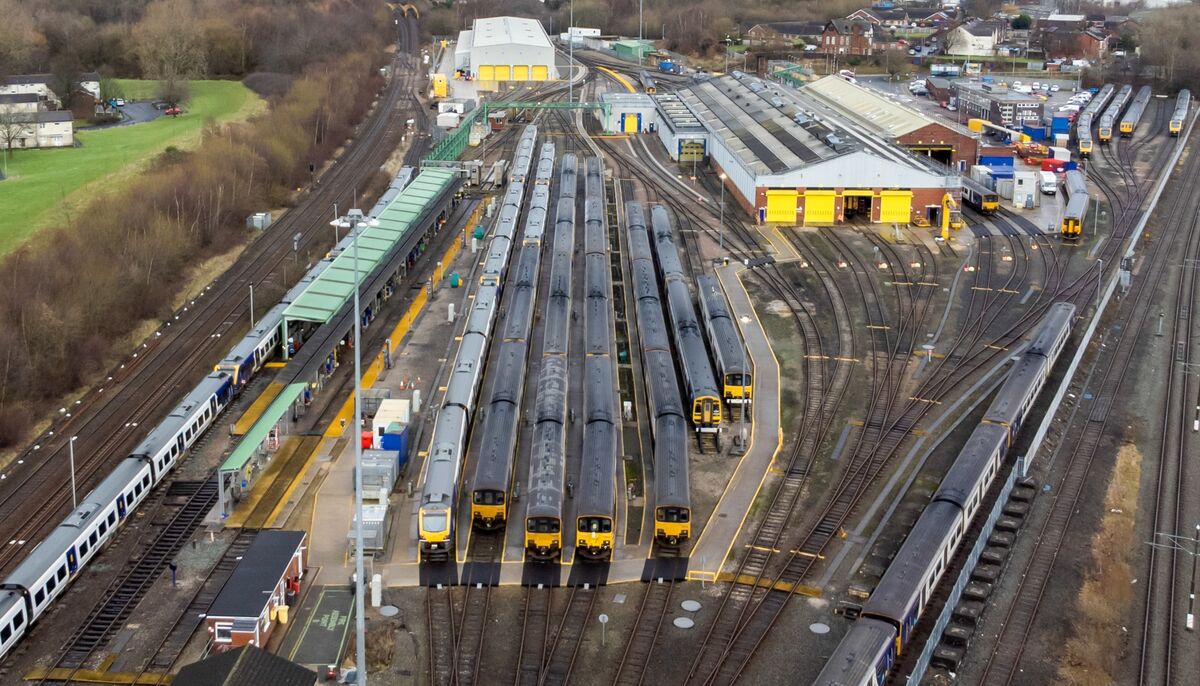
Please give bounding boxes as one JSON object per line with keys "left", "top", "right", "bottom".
{"left": 934, "top": 423, "right": 1009, "bottom": 508}
{"left": 1026, "top": 303, "right": 1075, "bottom": 356}
{"left": 861, "top": 499, "right": 959, "bottom": 621}
{"left": 982, "top": 355, "right": 1047, "bottom": 427}
{"left": 812, "top": 617, "right": 896, "bottom": 686}
{"left": 220, "top": 304, "right": 286, "bottom": 364}
{"left": 472, "top": 395, "right": 519, "bottom": 491}
{"left": 525, "top": 422, "right": 565, "bottom": 519}
{"left": 653, "top": 414, "right": 690, "bottom": 507}
{"left": 697, "top": 275, "right": 748, "bottom": 377}
{"left": 130, "top": 372, "right": 229, "bottom": 457}
{"left": 2, "top": 459, "right": 149, "bottom": 590}
{"left": 577, "top": 422, "right": 617, "bottom": 516}
{"left": 421, "top": 409, "right": 466, "bottom": 506}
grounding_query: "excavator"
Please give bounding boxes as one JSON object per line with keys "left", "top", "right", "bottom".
{"left": 940, "top": 192, "right": 963, "bottom": 241}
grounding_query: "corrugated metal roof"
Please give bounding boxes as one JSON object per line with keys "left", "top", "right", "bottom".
{"left": 471, "top": 16, "right": 552, "bottom": 49}
{"left": 804, "top": 76, "right": 930, "bottom": 137}
{"left": 282, "top": 168, "right": 454, "bottom": 324}
{"left": 220, "top": 383, "right": 306, "bottom": 473}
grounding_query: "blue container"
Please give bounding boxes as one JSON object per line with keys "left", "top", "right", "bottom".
{"left": 1050, "top": 117, "right": 1071, "bottom": 135}
{"left": 979, "top": 155, "right": 1015, "bottom": 168}
{"left": 1022, "top": 124, "right": 1047, "bottom": 141}
{"left": 986, "top": 165, "right": 1014, "bottom": 180}
{"left": 658, "top": 60, "right": 675, "bottom": 73}
{"left": 381, "top": 424, "right": 409, "bottom": 466}
{"left": 450, "top": 272, "right": 461, "bottom": 288}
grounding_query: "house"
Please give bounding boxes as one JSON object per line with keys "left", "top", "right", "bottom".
{"left": 173, "top": 645, "right": 317, "bottom": 686}
{"left": 945, "top": 20, "right": 1004, "bottom": 56}
{"left": 848, "top": 5, "right": 953, "bottom": 28}
{"left": 1042, "top": 13, "right": 1087, "bottom": 30}
{"left": 77, "top": 72, "right": 101, "bottom": 100}
{"left": 0, "top": 72, "right": 102, "bottom": 108}
{"left": 0, "top": 111, "right": 74, "bottom": 149}
{"left": 1041, "top": 27, "right": 1108, "bottom": 60}
{"left": 0, "top": 93, "right": 40, "bottom": 115}
{"left": 745, "top": 22, "right": 827, "bottom": 47}
{"left": 821, "top": 19, "right": 875, "bottom": 56}
{"left": 204, "top": 531, "right": 306, "bottom": 654}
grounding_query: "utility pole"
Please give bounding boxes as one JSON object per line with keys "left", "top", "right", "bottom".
{"left": 68, "top": 436, "right": 78, "bottom": 509}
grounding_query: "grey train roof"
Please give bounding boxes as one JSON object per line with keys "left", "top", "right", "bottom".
{"left": 653, "top": 414, "right": 690, "bottom": 508}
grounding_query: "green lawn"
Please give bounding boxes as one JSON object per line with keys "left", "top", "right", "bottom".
{"left": 0, "top": 79, "right": 262, "bottom": 254}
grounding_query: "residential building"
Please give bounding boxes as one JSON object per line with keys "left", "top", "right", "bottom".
{"left": 1041, "top": 26, "right": 1108, "bottom": 60}
{"left": 0, "top": 111, "right": 74, "bottom": 149}
{"left": 745, "top": 21, "right": 827, "bottom": 47}
{"left": 821, "top": 19, "right": 875, "bottom": 56}
{"left": 954, "top": 82, "right": 1044, "bottom": 128}
{"left": 945, "top": 19, "right": 1005, "bottom": 56}
{"left": 0, "top": 72, "right": 100, "bottom": 107}
{"left": 848, "top": 5, "right": 953, "bottom": 28}
{"left": 0, "top": 93, "right": 40, "bottom": 115}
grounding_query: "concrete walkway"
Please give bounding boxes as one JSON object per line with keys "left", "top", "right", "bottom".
{"left": 686, "top": 262, "right": 783, "bottom": 581}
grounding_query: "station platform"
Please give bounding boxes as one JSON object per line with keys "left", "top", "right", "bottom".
{"left": 232, "top": 380, "right": 285, "bottom": 436}
{"left": 686, "top": 262, "right": 783, "bottom": 581}
{"left": 281, "top": 582, "right": 354, "bottom": 671}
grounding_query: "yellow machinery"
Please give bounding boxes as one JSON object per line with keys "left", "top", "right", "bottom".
{"left": 941, "top": 193, "right": 963, "bottom": 240}
{"left": 967, "top": 117, "right": 1032, "bottom": 144}
{"left": 431, "top": 73, "right": 448, "bottom": 99}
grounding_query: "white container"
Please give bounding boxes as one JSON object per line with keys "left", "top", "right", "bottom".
{"left": 1050, "top": 146, "right": 1071, "bottom": 161}
{"left": 436, "top": 111, "right": 460, "bottom": 128}
{"left": 372, "top": 399, "right": 411, "bottom": 444}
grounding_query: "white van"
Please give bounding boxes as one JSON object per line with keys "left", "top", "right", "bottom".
{"left": 1039, "top": 171, "right": 1058, "bottom": 195}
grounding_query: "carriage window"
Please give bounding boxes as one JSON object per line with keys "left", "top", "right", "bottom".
{"left": 13, "top": 612, "right": 23, "bottom": 629}
{"left": 142, "top": 475, "right": 151, "bottom": 487}
{"left": 79, "top": 541, "right": 90, "bottom": 557}
{"left": 33, "top": 589, "right": 45, "bottom": 606}
{"left": 46, "top": 576, "right": 56, "bottom": 593}
{"left": 57, "top": 565, "right": 67, "bottom": 581}
{"left": 1, "top": 625, "right": 11, "bottom": 642}
{"left": 99, "top": 521, "right": 108, "bottom": 536}
{"left": 89, "top": 531, "right": 98, "bottom": 545}
{"left": 107, "top": 512, "right": 116, "bottom": 525}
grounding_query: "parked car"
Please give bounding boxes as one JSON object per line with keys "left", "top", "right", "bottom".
{"left": 165, "top": 106, "right": 182, "bottom": 116}
{"left": 1050, "top": 84, "right": 1061, "bottom": 92}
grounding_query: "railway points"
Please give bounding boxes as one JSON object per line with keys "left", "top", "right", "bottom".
{"left": 6, "top": 11, "right": 1199, "bottom": 686}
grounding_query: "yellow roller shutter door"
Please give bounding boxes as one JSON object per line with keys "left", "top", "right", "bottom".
{"left": 623, "top": 114, "right": 639, "bottom": 133}
{"left": 478, "top": 65, "right": 495, "bottom": 81}
{"left": 531, "top": 65, "right": 549, "bottom": 81}
{"left": 513, "top": 65, "right": 529, "bottom": 81}
{"left": 803, "top": 191, "right": 836, "bottom": 225}
{"left": 879, "top": 191, "right": 913, "bottom": 224}
{"left": 765, "top": 190, "right": 797, "bottom": 223}
{"left": 495, "top": 65, "right": 511, "bottom": 81}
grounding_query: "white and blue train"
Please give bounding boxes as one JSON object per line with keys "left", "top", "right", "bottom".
{"left": 814, "top": 302, "right": 1076, "bottom": 686}
{"left": 0, "top": 166, "right": 419, "bottom": 661}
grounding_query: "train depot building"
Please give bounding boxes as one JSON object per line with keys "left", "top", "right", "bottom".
{"left": 454, "top": 16, "right": 558, "bottom": 85}
{"left": 671, "top": 74, "right": 960, "bottom": 226}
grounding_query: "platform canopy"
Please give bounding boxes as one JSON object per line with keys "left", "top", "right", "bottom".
{"left": 282, "top": 168, "right": 455, "bottom": 324}
{"left": 220, "top": 382, "right": 307, "bottom": 476}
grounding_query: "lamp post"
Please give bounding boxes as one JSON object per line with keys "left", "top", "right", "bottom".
{"left": 331, "top": 210, "right": 381, "bottom": 686}
{"left": 68, "top": 436, "right": 78, "bottom": 509}
{"left": 718, "top": 172, "right": 727, "bottom": 253}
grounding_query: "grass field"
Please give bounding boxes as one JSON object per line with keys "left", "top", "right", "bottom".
{"left": 0, "top": 79, "right": 263, "bottom": 254}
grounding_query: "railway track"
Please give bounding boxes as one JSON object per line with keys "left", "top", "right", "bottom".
{"left": 613, "top": 578, "right": 675, "bottom": 686}
{"left": 0, "top": 13, "right": 430, "bottom": 578}
{"left": 514, "top": 588, "right": 552, "bottom": 686}
{"left": 975, "top": 110, "right": 1194, "bottom": 686}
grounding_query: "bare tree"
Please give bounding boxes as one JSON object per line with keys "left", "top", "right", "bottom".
{"left": 0, "top": 108, "right": 29, "bottom": 174}
{"left": 134, "top": 0, "right": 207, "bottom": 103}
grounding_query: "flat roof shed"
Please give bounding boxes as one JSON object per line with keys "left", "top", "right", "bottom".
{"left": 206, "top": 530, "right": 307, "bottom": 653}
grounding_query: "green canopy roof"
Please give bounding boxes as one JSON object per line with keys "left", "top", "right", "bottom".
{"left": 282, "top": 168, "right": 455, "bottom": 324}
{"left": 220, "top": 382, "right": 307, "bottom": 474}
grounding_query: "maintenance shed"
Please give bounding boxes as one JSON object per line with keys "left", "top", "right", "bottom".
{"left": 205, "top": 530, "right": 306, "bottom": 653}
{"left": 676, "top": 74, "right": 956, "bottom": 226}
{"left": 599, "top": 92, "right": 657, "bottom": 133}
{"left": 655, "top": 93, "right": 707, "bottom": 162}
{"left": 456, "top": 16, "right": 558, "bottom": 83}
{"left": 803, "top": 75, "right": 979, "bottom": 169}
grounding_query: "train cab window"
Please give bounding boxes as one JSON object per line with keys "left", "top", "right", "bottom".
{"left": 527, "top": 518, "right": 560, "bottom": 533}
{"left": 473, "top": 490, "right": 504, "bottom": 505}
{"left": 578, "top": 517, "right": 612, "bottom": 533}
{"left": 422, "top": 513, "right": 448, "bottom": 533}
{"left": 657, "top": 507, "right": 690, "bottom": 523}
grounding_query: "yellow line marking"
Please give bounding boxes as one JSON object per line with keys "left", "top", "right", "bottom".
{"left": 866, "top": 324, "right": 891, "bottom": 330}
{"left": 233, "top": 381, "right": 285, "bottom": 435}
{"left": 264, "top": 361, "right": 287, "bottom": 368}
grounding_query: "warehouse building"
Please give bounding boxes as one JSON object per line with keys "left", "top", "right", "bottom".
{"left": 954, "top": 82, "right": 1044, "bottom": 128}
{"left": 455, "top": 16, "right": 558, "bottom": 83}
{"left": 803, "top": 75, "right": 979, "bottom": 169}
{"left": 674, "top": 74, "right": 957, "bottom": 226}
{"left": 655, "top": 93, "right": 707, "bottom": 162}
{"left": 598, "top": 92, "right": 657, "bottom": 133}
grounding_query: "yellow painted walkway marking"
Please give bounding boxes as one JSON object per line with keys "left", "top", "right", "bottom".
{"left": 233, "top": 381, "right": 284, "bottom": 435}
{"left": 24, "top": 668, "right": 172, "bottom": 684}
{"left": 715, "top": 572, "right": 822, "bottom": 597}
{"left": 265, "top": 361, "right": 287, "bottom": 368}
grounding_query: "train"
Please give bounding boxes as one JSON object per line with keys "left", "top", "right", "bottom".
{"left": 639, "top": 70, "right": 658, "bottom": 95}
{"left": 626, "top": 202, "right": 692, "bottom": 546}
{"left": 1170, "top": 89, "right": 1191, "bottom": 136}
{"left": 814, "top": 303, "right": 1077, "bottom": 686}
{"left": 418, "top": 127, "right": 537, "bottom": 561}
{"left": 648, "top": 206, "right": 722, "bottom": 433}
{"left": 468, "top": 142, "right": 556, "bottom": 532}
{"left": 1060, "top": 169, "right": 1089, "bottom": 240}
{"left": 696, "top": 275, "right": 752, "bottom": 411}
{"left": 523, "top": 168, "right": 577, "bottom": 561}
{"left": 0, "top": 160, "right": 437, "bottom": 660}
{"left": 1119, "top": 85, "right": 1153, "bottom": 137}
{"left": 1075, "top": 84, "right": 1114, "bottom": 158}
{"left": 1098, "top": 84, "right": 1133, "bottom": 143}
{"left": 576, "top": 157, "right": 618, "bottom": 560}
{"left": 960, "top": 177, "right": 1000, "bottom": 214}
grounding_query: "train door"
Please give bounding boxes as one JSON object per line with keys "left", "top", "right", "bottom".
{"left": 116, "top": 493, "right": 127, "bottom": 519}
{"left": 66, "top": 547, "right": 79, "bottom": 574}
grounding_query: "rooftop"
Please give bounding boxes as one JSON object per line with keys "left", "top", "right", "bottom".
{"left": 0, "top": 93, "right": 40, "bottom": 104}
{"left": 805, "top": 75, "right": 973, "bottom": 138}
{"left": 654, "top": 93, "right": 704, "bottom": 131}
{"left": 600, "top": 92, "right": 655, "bottom": 107}
{"left": 1046, "top": 12, "right": 1086, "bottom": 22}
{"left": 751, "top": 21, "right": 827, "bottom": 37}
{"left": 955, "top": 81, "right": 1042, "bottom": 104}
{"left": 470, "top": 16, "right": 552, "bottom": 49}
{"left": 207, "top": 531, "right": 305, "bottom": 620}
{"left": 173, "top": 646, "right": 316, "bottom": 686}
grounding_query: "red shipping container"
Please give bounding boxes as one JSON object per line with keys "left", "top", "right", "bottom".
{"left": 361, "top": 431, "right": 373, "bottom": 449}
{"left": 1040, "top": 159, "right": 1067, "bottom": 173}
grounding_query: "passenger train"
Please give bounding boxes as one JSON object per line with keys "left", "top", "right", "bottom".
{"left": 1098, "top": 84, "right": 1133, "bottom": 143}
{"left": 814, "top": 303, "right": 1076, "bottom": 686}
{"left": 960, "top": 177, "right": 999, "bottom": 215}
{"left": 576, "top": 157, "right": 619, "bottom": 560}
{"left": 523, "top": 167, "right": 577, "bottom": 561}
{"left": 1075, "top": 84, "right": 1114, "bottom": 158}
{"left": 1119, "top": 85, "right": 1153, "bottom": 137}
{"left": 639, "top": 70, "right": 658, "bottom": 95}
{"left": 696, "top": 275, "right": 752, "bottom": 410}
{"left": 469, "top": 141, "right": 556, "bottom": 532}
{"left": 648, "top": 207, "right": 722, "bottom": 433}
{"left": 1060, "top": 169, "right": 1089, "bottom": 240}
{"left": 627, "top": 202, "right": 692, "bottom": 545}
{"left": 0, "top": 161, "right": 426, "bottom": 659}
{"left": 418, "top": 127, "right": 538, "bottom": 561}
{"left": 1170, "top": 89, "right": 1191, "bottom": 136}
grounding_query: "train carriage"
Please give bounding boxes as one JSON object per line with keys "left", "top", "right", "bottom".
{"left": 812, "top": 618, "right": 897, "bottom": 686}
{"left": 961, "top": 177, "right": 999, "bottom": 214}
{"left": 653, "top": 414, "right": 692, "bottom": 544}
{"left": 933, "top": 423, "right": 1009, "bottom": 539}
{"left": 1098, "top": 84, "right": 1132, "bottom": 143}
{"left": 639, "top": 70, "right": 658, "bottom": 95}
{"left": 1170, "top": 89, "right": 1191, "bottom": 136}
{"left": 1060, "top": 169, "right": 1089, "bottom": 239}
{"left": 1119, "top": 85, "right": 1153, "bottom": 137}
{"left": 697, "top": 275, "right": 752, "bottom": 409}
